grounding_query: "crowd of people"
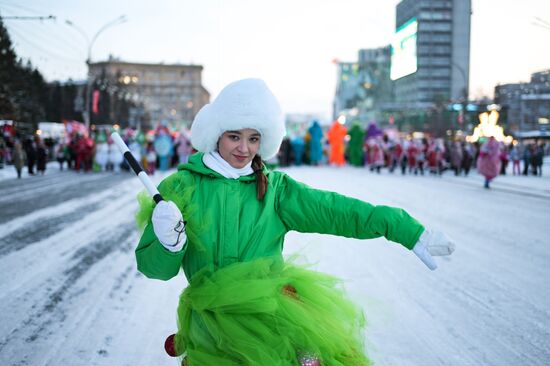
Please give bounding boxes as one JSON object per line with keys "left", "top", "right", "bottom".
{"left": 0, "top": 120, "right": 546, "bottom": 183}
{"left": 0, "top": 122, "right": 194, "bottom": 178}
{"left": 277, "top": 121, "right": 546, "bottom": 182}
{"left": 0, "top": 134, "right": 49, "bottom": 178}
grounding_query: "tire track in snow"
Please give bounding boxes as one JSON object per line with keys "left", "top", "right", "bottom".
{"left": 0, "top": 221, "right": 136, "bottom": 355}
{"left": 0, "top": 186, "right": 140, "bottom": 353}
{"left": 0, "top": 173, "right": 132, "bottom": 224}
{"left": 0, "top": 200, "right": 104, "bottom": 256}
{"left": 0, "top": 169, "right": 171, "bottom": 366}
{"left": 0, "top": 171, "right": 123, "bottom": 201}
{"left": 0, "top": 179, "right": 140, "bottom": 239}
{"left": 28, "top": 224, "right": 136, "bottom": 342}
{"left": 0, "top": 170, "right": 68, "bottom": 195}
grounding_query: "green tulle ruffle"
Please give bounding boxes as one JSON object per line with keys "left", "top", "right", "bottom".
{"left": 175, "top": 257, "right": 372, "bottom": 366}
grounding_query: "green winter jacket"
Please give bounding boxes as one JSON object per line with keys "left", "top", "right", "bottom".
{"left": 135, "top": 153, "right": 424, "bottom": 283}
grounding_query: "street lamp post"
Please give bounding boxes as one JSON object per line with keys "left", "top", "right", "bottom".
{"left": 65, "top": 15, "right": 127, "bottom": 128}
{"left": 451, "top": 62, "right": 469, "bottom": 132}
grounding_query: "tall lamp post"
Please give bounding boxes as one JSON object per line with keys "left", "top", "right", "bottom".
{"left": 65, "top": 15, "right": 127, "bottom": 128}
{"left": 451, "top": 62, "right": 469, "bottom": 131}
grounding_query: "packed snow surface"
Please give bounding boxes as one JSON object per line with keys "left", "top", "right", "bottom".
{"left": 0, "top": 163, "right": 549, "bottom": 365}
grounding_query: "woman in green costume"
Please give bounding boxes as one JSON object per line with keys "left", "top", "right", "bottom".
{"left": 135, "top": 79, "right": 455, "bottom": 366}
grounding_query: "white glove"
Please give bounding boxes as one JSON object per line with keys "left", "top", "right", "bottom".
{"left": 152, "top": 201, "right": 187, "bottom": 252}
{"left": 413, "top": 229, "right": 456, "bottom": 270}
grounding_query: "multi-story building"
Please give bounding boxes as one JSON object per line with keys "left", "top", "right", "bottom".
{"left": 357, "top": 46, "right": 394, "bottom": 123}
{"left": 495, "top": 69, "right": 550, "bottom": 134}
{"left": 88, "top": 58, "right": 209, "bottom": 129}
{"left": 333, "top": 46, "right": 393, "bottom": 124}
{"left": 333, "top": 61, "right": 363, "bottom": 121}
{"left": 392, "top": 0, "right": 471, "bottom": 134}
{"left": 493, "top": 83, "right": 527, "bottom": 132}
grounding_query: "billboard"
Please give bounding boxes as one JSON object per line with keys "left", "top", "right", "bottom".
{"left": 390, "top": 17, "right": 418, "bottom": 80}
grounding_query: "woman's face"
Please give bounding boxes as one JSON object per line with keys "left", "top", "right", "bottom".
{"left": 218, "top": 128, "right": 261, "bottom": 168}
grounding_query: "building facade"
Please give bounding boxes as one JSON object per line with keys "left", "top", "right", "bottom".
{"left": 333, "top": 46, "right": 393, "bottom": 124}
{"left": 392, "top": 0, "right": 471, "bottom": 134}
{"left": 495, "top": 69, "right": 550, "bottom": 134}
{"left": 493, "top": 83, "right": 526, "bottom": 132}
{"left": 333, "top": 61, "right": 363, "bottom": 120}
{"left": 88, "top": 59, "right": 209, "bottom": 129}
{"left": 357, "top": 46, "right": 394, "bottom": 123}
{"left": 333, "top": 1, "right": 472, "bottom": 134}
{"left": 394, "top": 0, "right": 471, "bottom": 105}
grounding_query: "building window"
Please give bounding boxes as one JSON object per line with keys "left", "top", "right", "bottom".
{"left": 419, "top": 11, "right": 452, "bottom": 20}
{"left": 418, "top": 34, "right": 452, "bottom": 43}
{"left": 418, "top": 22, "right": 452, "bottom": 32}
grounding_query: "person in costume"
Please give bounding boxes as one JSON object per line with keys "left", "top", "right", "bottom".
{"left": 347, "top": 123, "right": 365, "bottom": 167}
{"left": 12, "top": 138, "right": 24, "bottom": 179}
{"left": 290, "top": 133, "right": 305, "bottom": 166}
{"left": 128, "top": 136, "right": 143, "bottom": 170}
{"left": 176, "top": 128, "right": 193, "bottom": 165}
{"left": 327, "top": 120, "right": 347, "bottom": 166}
{"left": 35, "top": 136, "right": 47, "bottom": 175}
{"left": 406, "top": 139, "right": 419, "bottom": 175}
{"left": 154, "top": 123, "right": 174, "bottom": 171}
{"left": 144, "top": 142, "right": 157, "bottom": 175}
{"left": 366, "top": 137, "right": 384, "bottom": 173}
{"left": 307, "top": 120, "right": 324, "bottom": 166}
{"left": 94, "top": 130, "right": 109, "bottom": 171}
{"left": 107, "top": 135, "right": 123, "bottom": 172}
{"left": 477, "top": 136, "right": 501, "bottom": 188}
{"left": 135, "top": 79, "right": 455, "bottom": 366}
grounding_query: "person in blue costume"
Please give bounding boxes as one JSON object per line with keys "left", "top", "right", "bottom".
{"left": 308, "top": 120, "right": 324, "bottom": 166}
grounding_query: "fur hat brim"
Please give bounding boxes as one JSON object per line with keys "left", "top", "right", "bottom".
{"left": 190, "top": 78, "right": 285, "bottom": 160}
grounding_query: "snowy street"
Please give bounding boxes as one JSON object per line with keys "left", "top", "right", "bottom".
{"left": 0, "top": 164, "right": 549, "bottom": 366}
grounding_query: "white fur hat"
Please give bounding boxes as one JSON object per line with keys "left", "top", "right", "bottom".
{"left": 190, "top": 78, "right": 285, "bottom": 160}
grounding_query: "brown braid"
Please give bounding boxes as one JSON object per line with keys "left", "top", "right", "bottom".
{"left": 251, "top": 155, "right": 268, "bottom": 200}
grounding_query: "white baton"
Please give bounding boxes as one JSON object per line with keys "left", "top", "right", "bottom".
{"left": 111, "top": 132, "right": 164, "bottom": 203}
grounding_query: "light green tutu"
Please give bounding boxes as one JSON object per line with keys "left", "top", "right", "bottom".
{"left": 174, "top": 257, "right": 372, "bottom": 366}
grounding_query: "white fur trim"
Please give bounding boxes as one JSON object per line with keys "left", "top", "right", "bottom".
{"left": 190, "top": 78, "right": 285, "bottom": 160}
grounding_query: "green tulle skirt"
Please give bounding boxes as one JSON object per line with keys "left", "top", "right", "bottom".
{"left": 174, "top": 257, "right": 372, "bottom": 366}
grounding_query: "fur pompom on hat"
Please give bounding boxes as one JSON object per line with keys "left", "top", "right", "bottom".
{"left": 190, "top": 78, "right": 285, "bottom": 160}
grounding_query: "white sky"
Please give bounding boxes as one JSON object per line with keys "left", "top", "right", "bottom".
{"left": 1, "top": 0, "right": 550, "bottom": 120}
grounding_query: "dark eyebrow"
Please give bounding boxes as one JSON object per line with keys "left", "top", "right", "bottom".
{"left": 226, "top": 130, "right": 260, "bottom": 137}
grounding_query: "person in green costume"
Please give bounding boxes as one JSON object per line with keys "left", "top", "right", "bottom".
{"left": 347, "top": 123, "right": 366, "bottom": 167}
{"left": 135, "top": 79, "right": 455, "bottom": 366}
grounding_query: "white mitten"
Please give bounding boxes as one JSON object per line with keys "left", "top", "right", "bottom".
{"left": 152, "top": 201, "right": 187, "bottom": 252}
{"left": 413, "top": 229, "right": 455, "bottom": 270}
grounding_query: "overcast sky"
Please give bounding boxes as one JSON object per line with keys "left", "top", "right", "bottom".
{"left": 2, "top": 0, "right": 550, "bottom": 120}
